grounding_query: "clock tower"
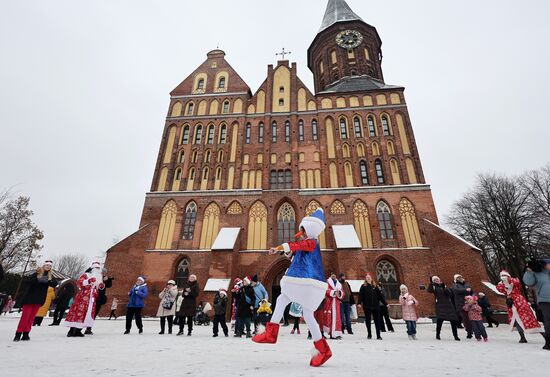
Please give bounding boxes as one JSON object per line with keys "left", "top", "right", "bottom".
{"left": 308, "top": 0, "right": 384, "bottom": 93}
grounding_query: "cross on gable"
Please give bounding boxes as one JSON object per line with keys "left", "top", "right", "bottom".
{"left": 276, "top": 48, "right": 291, "bottom": 60}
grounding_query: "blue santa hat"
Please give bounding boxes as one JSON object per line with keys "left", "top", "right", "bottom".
{"left": 299, "top": 208, "right": 326, "bottom": 239}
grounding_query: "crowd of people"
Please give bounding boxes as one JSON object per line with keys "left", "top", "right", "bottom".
{"left": 3, "top": 258, "right": 550, "bottom": 352}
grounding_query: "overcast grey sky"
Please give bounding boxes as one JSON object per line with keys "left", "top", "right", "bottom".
{"left": 1, "top": 0, "right": 549, "bottom": 263}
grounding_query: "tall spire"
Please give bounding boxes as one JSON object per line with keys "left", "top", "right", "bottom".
{"left": 319, "top": 0, "right": 363, "bottom": 33}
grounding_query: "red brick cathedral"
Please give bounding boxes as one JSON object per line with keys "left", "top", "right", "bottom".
{"left": 105, "top": 0, "right": 490, "bottom": 316}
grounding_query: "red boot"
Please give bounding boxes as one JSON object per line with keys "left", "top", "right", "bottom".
{"left": 252, "top": 322, "right": 280, "bottom": 344}
{"left": 310, "top": 338, "right": 332, "bottom": 367}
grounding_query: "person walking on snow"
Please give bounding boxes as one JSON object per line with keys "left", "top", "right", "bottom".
{"left": 463, "top": 295, "right": 488, "bottom": 342}
{"left": 64, "top": 262, "right": 103, "bottom": 338}
{"left": 108, "top": 297, "right": 119, "bottom": 320}
{"left": 124, "top": 276, "right": 148, "bottom": 334}
{"left": 452, "top": 274, "right": 474, "bottom": 338}
{"left": 496, "top": 270, "right": 542, "bottom": 343}
{"left": 477, "top": 292, "right": 499, "bottom": 328}
{"left": 289, "top": 302, "right": 302, "bottom": 334}
{"left": 427, "top": 276, "right": 460, "bottom": 341}
{"left": 212, "top": 288, "right": 229, "bottom": 337}
{"left": 399, "top": 284, "right": 418, "bottom": 340}
{"left": 157, "top": 280, "right": 178, "bottom": 334}
{"left": 252, "top": 208, "right": 332, "bottom": 367}
{"left": 323, "top": 273, "right": 344, "bottom": 339}
{"left": 14, "top": 260, "right": 58, "bottom": 341}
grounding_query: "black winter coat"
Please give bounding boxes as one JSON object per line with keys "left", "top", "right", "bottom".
{"left": 21, "top": 272, "right": 58, "bottom": 305}
{"left": 359, "top": 284, "right": 386, "bottom": 311}
{"left": 55, "top": 282, "right": 76, "bottom": 308}
{"left": 427, "top": 282, "right": 458, "bottom": 321}
{"left": 96, "top": 277, "right": 113, "bottom": 306}
{"left": 235, "top": 285, "right": 255, "bottom": 318}
{"left": 477, "top": 296, "right": 493, "bottom": 317}
{"left": 0, "top": 264, "right": 4, "bottom": 282}
{"left": 177, "top": 280, "right": 199, "bottom": 317}
{"left": 451, "top": 281, "right": 472, "bottom": 311}
{"left": 213, "top": 293, "right": 228, "bottom": 315}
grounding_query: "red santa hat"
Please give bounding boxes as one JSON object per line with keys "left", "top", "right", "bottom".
{"left": 243, "top": 276, "right": 252, "bottom": 285}
{"left": 91, "top": 261, "right": 101, "bottom": 269}
{"left": 219, "top": 288, "right": 227, "bottom": 296}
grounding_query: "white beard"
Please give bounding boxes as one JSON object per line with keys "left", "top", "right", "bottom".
{"left": 90, "top": 268, "right": 103, "bottom": 289}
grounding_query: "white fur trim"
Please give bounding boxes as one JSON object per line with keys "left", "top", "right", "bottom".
{"left": 282, "top": 276, "right": 327, "bottom": 290}
{"left": 299, "top": 216, "right": 325, "bottom": 239}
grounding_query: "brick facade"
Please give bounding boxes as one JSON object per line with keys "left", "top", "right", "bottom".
{"left": 104, "top": 1, "right": 492, "bottom": 318}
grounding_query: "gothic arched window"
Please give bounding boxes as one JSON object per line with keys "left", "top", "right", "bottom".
{"left": 219, "top": 124, "right": 227, "bottom": 144}
{"left": 175, "top": 258, "right": 190, "bottom": 288}
{"left": 258, "top": 122, "right": 264, "bottom": 143}
{"left": 375, "top": 159, "right": 385, "bottom": 184}
{"left": 359, "top": 160, "right": 369, "bottom": 185}
{"left": 181, "top": 125, "right": 190, "bottom": 144}
{"left": 272, "top": 121, "right": 277, "bottom": 143}
{"left": 182, "top": 202, "right": 197, "bottom": 240}
{"left": 285, "top": 121, "right": 290, "bottom": 142}
{"left": 376, "top": 201, "right": 394, "bottom": 240}
{"left": 207, "top": 125, "right": 215, "bottom": 144}
{"left": 382, "top": 115, "right": 391, "bottom": 136}
{"left": 312, "top": 120, "right": 318, "bottom": 140}
{"left": 194, "top": 125, "right": 202, "bottom": 144}
{"left": 298, "top": 120, "right": 304, "bottom": 141}
{"left": 376, "top": 260, "right": 400, "bottom": 300}
{"left": 367, "top": 115, "right": 376, "bottom": 137}
{"left": 277, "top": 203, "right": 296, "bottom": 245}
{"left": 218, "top": 77, "right": 226, "bottom": 89}
{"left": 339, "top": 117, "right": 348, "bottom": 139}
{"left": 245, "top": 123, "right": 251, "bottom": 144}
{"left": 354, "top": 116, "right": 362, "bottom": 138}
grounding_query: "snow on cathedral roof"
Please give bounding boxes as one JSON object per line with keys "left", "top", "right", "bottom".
{"left": 319, "top": 0, "right": 364, "bottom": 33}
{"left": 332, "top": 225, "right": 362, "bottom": 249}
{"left": 211, "top": 227, "right": 241, "bottom": 250}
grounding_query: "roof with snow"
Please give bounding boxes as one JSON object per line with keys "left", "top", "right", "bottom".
{"left": 203, "top": 278, "right": 231, "bottom": 292}
{"left": 347, "top": 279, "right": 364, "bottom": 293}
{"left": 332, "top": 225, "right": 362, "bottom": 249}
{"left": 423, "top": 219, "right": 482, "bottom": 252}
{"left": 319, "top": 0, "right": 364, "bottom": 33}
{"left": 211, "top": 227, "right": 241, "bottom": 250}
{"left": 319, "top": 75, "right": 402, "bottom": 94}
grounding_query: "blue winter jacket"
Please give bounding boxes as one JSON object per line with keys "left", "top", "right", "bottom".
{"left": 252, "top": 282, "right": 268, "bottom": 308}
{"left": 523, "top": 269, "right": 550, "bottom": 303}
{"left": 127, "top": 283, "right": 148, "bottom": 308}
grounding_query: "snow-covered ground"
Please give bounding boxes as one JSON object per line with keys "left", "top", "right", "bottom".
{"left": 0, "top": 315, "right": 546, "bottom": 377}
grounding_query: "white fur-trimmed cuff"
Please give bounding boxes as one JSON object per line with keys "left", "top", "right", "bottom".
{"left": 282, "top": 243, "right": 292, "bottom": 257}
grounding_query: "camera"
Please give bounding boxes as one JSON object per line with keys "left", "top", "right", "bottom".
{"left": 525, "top": 256, "right": 544, "bottom": 273}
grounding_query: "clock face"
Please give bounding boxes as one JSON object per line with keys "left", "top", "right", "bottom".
{"left": 335, "top": 30, "right": 363, "bottom": 49}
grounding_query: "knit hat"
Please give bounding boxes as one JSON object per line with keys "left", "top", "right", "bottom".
{"left": 251, "top": 274, "right": 258, "bottom": 283}
{"left": 465, "top": 295, "right": 474, "bottom": 302}
{"left": 43, "top": 260, "right": 53, "bottom": 267}
{"left": 499, "top": 270, "right": 511, "bottom": 278}
{"left": 478, "top": 292, "right": 485, "bottom": 297}
{"left": 167, "top": 280, "right": 176, "bottom": 285}
{"left": 137, "top": 276, "right": 146, "bottom": 283}
{"left": 91, "top": 261, "right": 101, "bottom": 269}
{"left": 399, "top": 284, "right": 408, "bottom": 292}
{"left": 234, "top": 278, "right": 242, "bottom": 284}
{"left": 453, "top": 274, "right": 463, "bottom": 282}
{"left": 299, "top": 208, "right": 326, "bottom": 239}
{"left": 219, "top": 288, "right": 227, "bottom": 296}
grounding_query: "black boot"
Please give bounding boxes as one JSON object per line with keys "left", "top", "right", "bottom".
{"left": 543, "top": 335, "right": 550, "bottom": 350}
{"left": 519, "top": 333, "right": 528, "bottom": 343}
{"left": 13, "top": 332, "right": 22, "bottom": 342}
{"left": 21, "top": 332, "right": 30, "bottom": 341}
{"left": 74, "top": 329, "right": 85, "bottom": 337}
{"left": 84, "top": 328, "right": 93, "bottom": 335}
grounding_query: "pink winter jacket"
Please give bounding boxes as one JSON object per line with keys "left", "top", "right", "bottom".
{"left": 463, "top": 303, "right": 483, "bottom": 321}
{"left": 399, "top": 293, "right": 418, "bottom": 321}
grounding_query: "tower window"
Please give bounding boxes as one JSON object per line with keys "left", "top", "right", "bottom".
{"left": 375, "top": 159, "right": 385, "bottom": 184}
{"left": 279, "top": 86, "right": 285, "bottom": 93}
{"left": 182, "top": 202, "right": 197, "bottom": 240}
{"left": 339, "top": 118, "right": 348, "bottom": 140}
{"left": 207, "top": 125, "right": 215, "bottom": 144}
{"left": 368, "top": 116, "right": 376, "bottom": 137}
{"left": 258, "top": 122, "right": 264, "bottom": 143}
{"left": 354, "top": 117, "right": 362, "bottom": 138}
{"left": 272, "top": 121, "right": 277, "bottom": 143}
{"left": 219, "top": 125, "right": 227, "bottom": 144}
{"left": 187, "top": 103, "right": 194, "bottom": 115}
{"left": 382, "top": 115, "right": 391, "bottom": 136}
{"left": 279, "top": 99, "right": 284, "bottom": 106}
{"left": 222, "top": 101, "right": 230, "bottom": 114}
{"left": 285, "top": 121, "right": 290, "bottom": 142}
{"left": 194, "top": 125, "right": 202, "bottom": 144}
{"left": 298, "top": 120, "right": 304, "bottom": 141}
{"left": 245, "top": 123, "right": 251, "bottom": 144}
{"left": 312, "top": 120, "right": 318, "bottom": 141}
{"left": 376, "top": 202, "right": 394, "bottom": 240}
{"left": 359, "top": 160, "right": 368, "bottom": 185}
{"left": 182, "top": 126, "right": 190, "bottom": 144}
{"left": 218, "top": 77, "right": 226, "bottom": 89}
{"left": 197, "top": 79, "right": 205, "bottom": 90}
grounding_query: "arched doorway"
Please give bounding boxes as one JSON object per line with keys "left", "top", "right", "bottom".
{"left": 264, "top": 258, "right": 291, "bottom": 312}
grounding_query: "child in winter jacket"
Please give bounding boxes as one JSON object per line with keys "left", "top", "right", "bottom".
{"left": 463, "top": 296, "right": 488, "bottom": 342}
{"left": 399, "top": 284, "right": 418, "bottom": 340}
{"left": 257, "top": 299, "right": 272, "bottom": 326}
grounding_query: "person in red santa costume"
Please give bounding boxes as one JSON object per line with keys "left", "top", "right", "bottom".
{"left": 64, "top": 261, "right": 104, "bottom": 337}
{"left": 253, "top": 209, "right": 332, "bottom": 367}
{"left": 496, "top": 270, "right": 543, "bottom": 343}
{"left": 323, "top": 273, "right": 344, "bottom": 339}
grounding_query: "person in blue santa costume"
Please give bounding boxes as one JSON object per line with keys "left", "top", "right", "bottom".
{"left": 252, "top": 208, "right": 331, "bottom": 367}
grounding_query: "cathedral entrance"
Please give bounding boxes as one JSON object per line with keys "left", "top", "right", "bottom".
{"left": 264, "top": 258, "right": 290, "bottom": 312}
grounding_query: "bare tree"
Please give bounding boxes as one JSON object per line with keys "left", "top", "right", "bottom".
{"left": 447, "top": 174, "right": 540, "bottom": 282}
{"left": 0, "top": 193, "right": 43, "bottom": 273}
{"left": 55, "top": 253, "right": 88, "bottom": 279}
{"left": 521, "top": 165, "right": 550, "bottom": 255}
